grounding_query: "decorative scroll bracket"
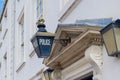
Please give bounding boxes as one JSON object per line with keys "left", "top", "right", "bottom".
{"left": 85, "top": 45, "right": 103, "bottom": 80}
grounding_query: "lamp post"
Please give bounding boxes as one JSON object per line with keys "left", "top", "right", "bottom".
{"left": 31, "top": 19, "right": 71, "bottom": 58}
{"left": 100, "top": 19, "right": 120, "bottom": 56}
{"left": 31, "top": 19, "right": 55, "bottom": 58}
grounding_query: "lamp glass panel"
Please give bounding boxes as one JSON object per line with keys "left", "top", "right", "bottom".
{"left": 32, "top": 38, "right": 38, "bottom": 49}
{"left": 32, "top": 37, "right": 41, "bottom": 57}
{"left": 38, "top": 36, "right": 54, "bottom": 57}
{"left": 114, "top": 27, "right": 120, "bottom": 51}
{"left": 103, "top": 28, "right": 117, "bottom": 55}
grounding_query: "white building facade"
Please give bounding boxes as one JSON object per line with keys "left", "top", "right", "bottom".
{"left": 58, "top": 0, "right": 120, "bottom": 80}
{"left": 0, "top": 0, "right": 59, "bottom": 80}
{"left": 0, "top": 0, "right": 120, "bottom": 80}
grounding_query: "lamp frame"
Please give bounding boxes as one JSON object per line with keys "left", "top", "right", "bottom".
{"left": 100, "top": 19, "right": 120, "bottom": 56}
{"left": 31, "top": 20, "right": 71, "bottom": 58}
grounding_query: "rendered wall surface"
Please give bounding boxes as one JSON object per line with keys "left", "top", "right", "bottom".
{"left": 59, "top": 0, "right": 120, "bottom": 24}
{"left": 1, "top": 0, "right": 120, "bottom": 80}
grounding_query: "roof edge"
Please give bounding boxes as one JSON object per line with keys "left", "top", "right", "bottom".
{"left": 55, "top": 23, "right": 102, "bottom": 33}
{"left": 0, "top": 0, "right": 8, "bottom": 23}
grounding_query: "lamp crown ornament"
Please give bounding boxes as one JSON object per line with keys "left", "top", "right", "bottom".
{"left": 37, "top": 18, "right": 45, "bottom": 24}
{"left": 36, "top": 18, "right": 47, "bottom": 32}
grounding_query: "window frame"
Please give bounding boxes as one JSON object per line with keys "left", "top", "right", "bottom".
{"left": 16, "top": 8, "right": 26, "bottom": 72}
{"left": 37, "top": 0, "right": 44, "bottom": 19}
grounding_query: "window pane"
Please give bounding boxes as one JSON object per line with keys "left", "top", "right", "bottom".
{"left": 37, "top": 0, "right": 43, "bottom": 17}
{"left": 103, "top": 28, "right": 117, "bottom": 55}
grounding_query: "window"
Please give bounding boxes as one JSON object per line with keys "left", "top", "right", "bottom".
{"left": 19, "top": 14, "right": 24, "bottom": 63}
{"left": 81, "top": 75, "right": 93, "bottom": 80}
{"left": 16, "top": 8, "right": 25, "bottom": 72}
{"left": 74, "top": 72, "right": 93, "bottom": 80}
{"left": 37, "top": 0, "right": 43, "bottom": 18}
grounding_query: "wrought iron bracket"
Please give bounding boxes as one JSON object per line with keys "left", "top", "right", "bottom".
{"left": 54, "top": 37, "right": 71, "bottom": 46}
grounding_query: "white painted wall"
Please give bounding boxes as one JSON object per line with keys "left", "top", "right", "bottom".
{"left": 0, "top": 0, "right": 59, "bottom": 80}
{"left": 14, "top": 0, "right": 59, "bottom": 80}
{"left": 59, "top": 0, "right": 120, "bottom": 80}
{"left": 103, "top": 46, "right": 120, "bottom": 80}
{"left": 1, "top": 0, "right": 120, "bottom": 80}
{"left": 44, "top": 0, "right": 59, "bottom": 32}
{"left": 0, "top": 0, "right": 13, "bottom": 80}
{"left": 59, "top": 0, "right": 120, "bottom": 24}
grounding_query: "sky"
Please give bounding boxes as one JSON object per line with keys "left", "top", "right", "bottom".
{"left": 0, "top": 0, "right": 4, "bottom": 14}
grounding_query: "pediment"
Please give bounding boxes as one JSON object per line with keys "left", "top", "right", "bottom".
{"left": 44, "top": 24, "right": 102, "bottom": 69}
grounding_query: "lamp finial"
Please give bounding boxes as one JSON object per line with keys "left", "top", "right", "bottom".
{"left": 36, "top": 18, "right": 45, "bottom": 25}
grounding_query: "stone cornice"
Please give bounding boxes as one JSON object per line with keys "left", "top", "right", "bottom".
{"left": 44, "top": 25, "right": 102, "bottom": 69}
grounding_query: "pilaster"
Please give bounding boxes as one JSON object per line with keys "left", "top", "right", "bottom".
{"left": 9, "top": 0, "right": 16, "bottom": 80}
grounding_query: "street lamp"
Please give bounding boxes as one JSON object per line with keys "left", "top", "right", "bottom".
{"left": 31, "top": 19, "right": 71, "bottom": 58}
{"left": 100, "top": 19, "right": 120, "bottom": 56}
{"left": 31, "top": 19, "right": 55, "bottom": 58}
{"left": 44, "top": 68, "right": 54, "bottom": 80}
